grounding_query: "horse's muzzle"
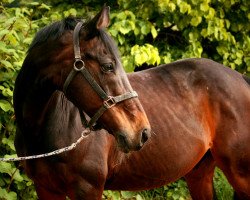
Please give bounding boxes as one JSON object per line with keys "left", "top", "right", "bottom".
{"left": 117, "top": 127, "right": 151, "bottom": 153}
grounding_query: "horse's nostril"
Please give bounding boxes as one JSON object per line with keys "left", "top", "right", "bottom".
{"left": 117, "top": 133, "right": 128, "bottom": 150}
{"left": 141, "top": 128, "right": 150, "bottom": 145}
{"left": 135, "top": 129, "right": 150, "bottom": 151}
{"left": 142, "top": 129, "right": 149, "bottom": 143}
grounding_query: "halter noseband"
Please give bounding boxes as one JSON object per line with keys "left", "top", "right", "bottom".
{"left": 63, "top": 22, "right": 138, "bottom": 129}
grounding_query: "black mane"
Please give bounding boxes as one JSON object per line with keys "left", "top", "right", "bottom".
{"left": 28, "top": 17, "right": 81, "bottom": 52}
{"left": 14, "top": 17, "right": 82, "bottom": 127}
{"left": 28, "top": 16, "right": 120, "bottom": 62}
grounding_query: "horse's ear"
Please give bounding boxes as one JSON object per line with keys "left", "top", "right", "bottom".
{"left": 92, "top": 6, "right": 110, "bottom": 29}
{"left": 81, "top": 6, "right": 110, "bottom": 39}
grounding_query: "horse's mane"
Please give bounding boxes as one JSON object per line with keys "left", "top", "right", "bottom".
{"left": 28, "top": 16, "right": 119, "bottom": 59}
{"left": 28, "top": 17, "right": 81, "bottom": 52}
{"left": 14, "top": 17, "right": 81, "bottom": 128}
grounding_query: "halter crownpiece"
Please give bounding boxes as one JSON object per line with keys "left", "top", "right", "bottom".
{"left": 63, "top": 21, "right": 138, "bottom": 129}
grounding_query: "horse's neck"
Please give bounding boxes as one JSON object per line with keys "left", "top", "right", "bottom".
{"left": 16, "top": 77, "right": 77, "bottom": 136}
{"left": 14, "top": 85, "right": 57, "bottom": 154}
{"left": 39, "top": 91, "right": 83, "bottom": 149}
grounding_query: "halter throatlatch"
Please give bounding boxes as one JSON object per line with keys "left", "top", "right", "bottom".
{"left": 63, "top": 22, "right": 138, "bottom": 129}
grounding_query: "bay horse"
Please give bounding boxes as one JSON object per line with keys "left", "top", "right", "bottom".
{"left": 13, "top": 6, "right": 250, "bottom": 200}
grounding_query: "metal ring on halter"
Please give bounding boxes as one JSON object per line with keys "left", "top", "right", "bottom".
{"left": 74, "top": 59, "right": 85, "bottom": 71}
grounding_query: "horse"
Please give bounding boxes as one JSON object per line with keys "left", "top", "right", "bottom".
{"left": 13, "top": 6, "right": 250, "bottom": 200}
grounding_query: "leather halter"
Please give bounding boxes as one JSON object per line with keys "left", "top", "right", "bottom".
{"left": 63, "top": 22, "right": 138, "bottom": 129}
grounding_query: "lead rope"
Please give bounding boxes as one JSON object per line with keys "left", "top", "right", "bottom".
{"left": 0, "top": 128, "right": 91, "bottom": 162}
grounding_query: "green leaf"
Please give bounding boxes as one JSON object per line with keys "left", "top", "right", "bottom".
{"left": 0, "top": 188, "right": 17, "bottom": 200}
{"left": 103, "top": 190, "right": 120, "bottom": 200}
{"left": 200, "top": 3, "right": 209, "bottom": 12}
{"left": 168, "top": 2, "right": 176, "bottom": 12}
{"left": 0, "top": 30, "right": 9, "bottom": 38}
{"left": 23, "top": 37, "right": 33, "bottom": 45}
{"left": 151, "top": 25, "right": 158, "bottom": 39}
{"left": 13, "top": 169, "right": 24, "bottom": 182}
{"left": 109, "top": 29, "right": 118, "bottom": 37}
{"left": 117, "top": 34, "right": 125, "bottom": 45}
{"left": 207, "top": 7, "right": 215, "bottom": 19}
{"left": 131, "top": 44, "right": 160, "bottom": 66}
{"left": 116, "top": 11, "right": 127, "bottom": 20}
{"left": 29, "top": 2, "right": 40, "bottom": 6}
{"left": 0, "top": 100, "right": 12, "bottom": 112}
{"left": 244, "top": 57, "right": 250, "bottom": 71}
{"left": 7, "top": 34, "right": 18, "bottom": 46}
{"left": 0, "top": 87, "right": 13, "bottom": 97}
{"left": 190, "top": 16, "right": 202, "bottom": 27}
{"left": 1, "top": 60, "right": 14, "bottom": 70}
{"left": 68, "top": 8, "right": 77, "bottom": 17}
{"left": 0, "top": 162, "right": 13, "bottom": 175}
{"left": 122, "top": 56, "right": 134, "bottom": 72}
{"left": 39, "top": 3, "right": 51, "bottom": 10}
{"left": 140, "top": 24, "right": 150, "bottom": 35}
{"left": 3, "top": 0, "right": 15, "bottom": 3}
{"left": 2, "top": 138, "right": 15, "bottom": 151}
{"left": 121, "top": 191, "right": 136, "bottom": 198}
{"left": 136, "top": 194, "right": 143, "bottom": 200}
{"left": 119, "top": 26, "right": 131, "bottom": 34}
{"left": 179, "top": 2, "right": 191, "bottom": 14}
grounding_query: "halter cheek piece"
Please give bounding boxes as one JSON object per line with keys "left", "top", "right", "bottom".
{"left": 63, "top": 22, "right": 138, "bottom": 129}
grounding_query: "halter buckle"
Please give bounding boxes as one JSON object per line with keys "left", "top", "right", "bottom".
{"left": 103, "top": 96, "right": 116, "bottom": 109}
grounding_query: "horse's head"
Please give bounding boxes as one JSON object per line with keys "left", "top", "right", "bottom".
{"left": 29, "top": 6, "right": 151, "bottom": 152}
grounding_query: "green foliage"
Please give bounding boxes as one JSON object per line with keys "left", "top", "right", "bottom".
{"left": 103, "top": 190, "right": 145, "bottom": 200}
{"left": 214, "top": 168, "right": 234, "bottom": 200}
{"left": 137, "top": 179, "right": 190, "bottom": 200}
{"left": 0, "top": 0, "right": 249, "bottom": 199}
{"left": 0, "top": 1, "right": 50, "bottom": 199}
{"left": 108, "top": 0, "right": 250, "bottom": 74}
{"left": 102, "top": 179, "right": 190, "bottom": 200}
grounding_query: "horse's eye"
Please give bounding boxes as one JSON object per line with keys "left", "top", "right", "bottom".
{"left": 101, "top": 63, "right": 114, "bottom": 73}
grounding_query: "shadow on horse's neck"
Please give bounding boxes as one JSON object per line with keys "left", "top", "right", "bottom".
{"left": 16, "top": 80, "right": 82, "bottom": 150}
{"left": 17, "top": 77, "right": 56, "bottom": 133}
{"left": 40, "top": 91, "right": 83, "bottom": 148}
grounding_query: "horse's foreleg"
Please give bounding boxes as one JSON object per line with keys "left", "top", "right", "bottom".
{"left": 234, "top": 191, "right": 250, "bottom": 200}
{"left": 211, "top": 129, "right": 250, "bottom": 199}
{"left": 35, "top": 184, "right": 66, "bottom": 200}
{"left": 184, "top": 150, "right": 217, "bottom": 200}
{"left": 216, "top": 157, "right": 250, "bottom": 200}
